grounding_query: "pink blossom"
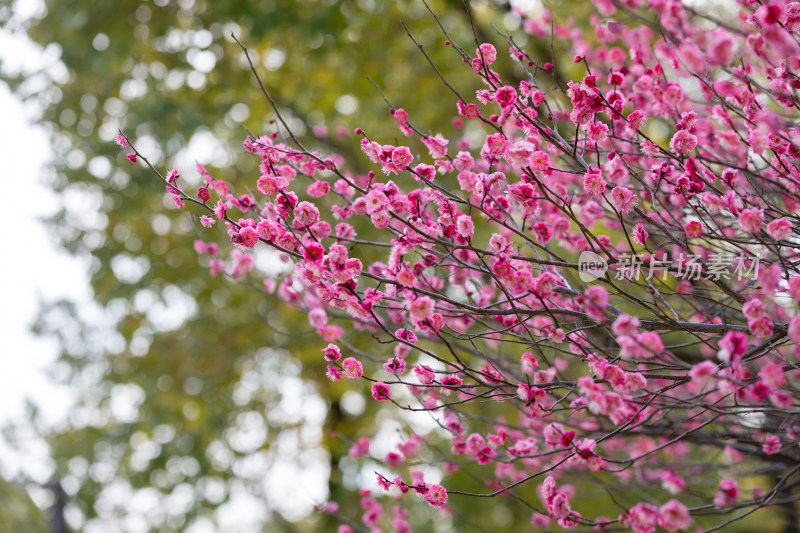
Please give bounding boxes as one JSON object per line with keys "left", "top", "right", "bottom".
{"left": 414, "top": 365, "right": 435, "bottom": 385}
{"left": 684, "top": 220, "right": 702, "bottom": 238}
{"left": 114, "top": 134, "right": 128, "bottom": 148}
{"left": 714, "top": 478, "right": 738, "bottom": 506}
{"left": 229, "top": 249, "right": 253, "bottom": 278}
{"left": 371, "top": 382, "right": 391, "bottom": 401}
{"left": 627, "top": 502, "right": 660, "bottom": 533}
{"left": 669, "top": 130, "right": 697, "bottom": 155}
{"left": 349, "top": 437, "right": 370, "bottom": 457}
{"left": 408, "top": 296, "right": 435, "bottom": 322}
{"left": 661, "top": 472, "right": 686, "bottom": 495}
{"left": 293, "top": 201, "right": 319, "bottom": 227}
{"left": 612, "top": 314, "right": 640, "bottom": 336}
{"left": 759, "top": 363, "right": 785, "bottom": 388}
{"left": 521, "top": 352, "right": 538, "bottom": 375}
{"left": 456, "top": 215, "right": 474, "bottom": 238}
{"left": 767, "top": 217, "right": 792, "bottom": 240}
{"left": 495, "top": 85, "right": 517, "bottom": 108}
{"left": 308, "top": 309, "right": 327, "bottom": 328}
{"left": 341, "top": 357, "right": 363, "bottom": 379}
{"left": 532, "top": 272, "right": 560, "bottom": 298}
{"left": 237, "top": 226, "right": 259, "bottom": 249}
{"left": 587, "top": 121, "right": 609, "bottom": 143}
{"left": 326, "top": 365, "right": 342, "bottom": 381}
{"left": 637, "top": 331, "right": 663, "bottom": 355}
{"left": 529, "top": 150, "right": 551, "bottom": 171}
{"left": 742, "top": 299, "right": 766, "bottom": 321}
{"left": 748, "top": 316, "right": 774, "bottom": 338}
{"left": 307, "top": 181, "right": 330, "bottom": 197}
{"left": 391, "top": 146, "right": 413, "bottom": 170}
{"left": 476, "top": 43, "right": 497, "bottom": 64}
{"left": 530, "top": 513, "right": 550, "bottom": 527}
{"left": 213, "top": 200, "right": 227, "bottom": 220}
{"left": 504, "top": 140, "right": 534, "bottom": 168}
{"left": 322, "top": 344, "right": 342, "bottom": 361}
{"left": 383, "top": 357, "right": 406, "bottom": 375}
{"left": 488, "top": 233, "right": 509, "bottom": 253}
{"left": 549, "top": 491, "right": 572, "bottom": 520}
{"left": 425, "top": 484, "right": 448, "bottom": 508}
{"left": 762, "top": 434, "right": 781, "bottom": 455}
{"left": 413, "top": 163, "right": 436, "bottom": 182}
{"left": 627, "top": 110, "right": 647, "bottom": 130}
{"left": 421, "top": 134, "right": 449, "bottom": 158}
{"left": 632, "top": 223, "right": 648, "bottom": 245}
{"left": 738, "top": 208, "right": 764, "bottom": 233}
{"left": 364, "top": 189, "right": 389, "bottom": 215}
{"left": 483, "top": 133, "right": 507, "bottom": 158}
{"left": 200, "top": 215, "right": 215, "bottom": 228}
{"left": 717, "top": 330, "right": 748, "bottom": 363}
{"left": 585, "top": 285, "right": 608, "bottom": 310}
{"left": 583, "top": 168, "right": 606, "bottom": 196}
{"left": 690, "top": 361, "right": 717, "bottom": 386}
{"left": 257, "top": 175, "right": 288, "bottom": 195}
{"left": 610, "top": 186, "right": 637, "bottom": 214}
{"left": 658, "top": 500, "right": 692, "bottom": 532}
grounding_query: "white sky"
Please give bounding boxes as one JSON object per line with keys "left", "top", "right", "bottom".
{"left": 0, "top": 0, "right": 84, "bottom": 483}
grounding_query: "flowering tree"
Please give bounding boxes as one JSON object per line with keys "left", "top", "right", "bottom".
{"left": 119, "top": 0, "right": 800, "bottom": 531}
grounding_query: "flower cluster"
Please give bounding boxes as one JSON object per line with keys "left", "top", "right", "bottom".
{"left": 125, "top": 1, "right": 800, "bottom": 530}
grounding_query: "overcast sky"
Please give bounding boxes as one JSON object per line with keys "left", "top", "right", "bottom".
{"left": 0, "top": 0, "right": 81, "bottom": 482}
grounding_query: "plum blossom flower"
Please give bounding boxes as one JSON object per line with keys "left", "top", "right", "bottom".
{"left": 610, "top": 186, "right": 637, "bottom": 214}
{"left": 658, "top": 500, "right": 692, "bottom": 532}
{"left": 495, "top": 85, "right": 517, "bottom": 108}
{"left": 714, "top": 478, "right": 738, "bottom": 506}
{"left": 237, "top": 226, "right": 259, "bottom": 249}
{"left": 632, "top": 223, "right": 648, "bottom": 245}
{"left": 627, "top": 110, "right": 647, "bottom": 130}
{"left": 739, "top": 208, "right": 764, "bottom": 233}
{"left": 408, "top": 296, "right": 435, "bottom": 322}
{"left": 294, "top": 201, "right": 320, "bottom": 226}
{"left": 371, "top": 381, "right": 391, "bottom": 401}
{"left": 684, "top": 220, "right": 702, "bottom": 238}
{"left": 383, "top": 357, "right": 406, "bottom": 375}
{"left": 456, "top": 215, "right": 474, "bottom": 238}
{"left": 583, "top": 168, "right": 606, "bottom": 196}
{"left": 341, "top": 357, "right": 363, "bottom": 379}
{"left": 425, "top": 484, "right": 448, "bottom": 507}
{"left": 748, "top": 315, "right": 774, "bottom": 338}
{"left": 763, "top": 434, "right": 781, "bottom": 455}
{"left": 669, "top": 129, "right": 697, "bottom": 155}
{"left": 529, "top": 150, "right": 551, "bottom": 171}
{"left": 626, "top": 502, "right": 660, "bottom": 533}
{"left": 326, "top": 365, "right": 342, "bottom": 381}
{"left": 767, "top": 217, "right": 792, "bottom": 240}
{"left": 504, "top": 140, "right": 534, "bottom": 168}
{"left": 612, "top": 314, "right": 640, "bottom": 336}
{"left": 690, "top": 361, "right": 717, "bottom": 386}
{"left": 476, "top": 43, "right": 496, "bottom": 64}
